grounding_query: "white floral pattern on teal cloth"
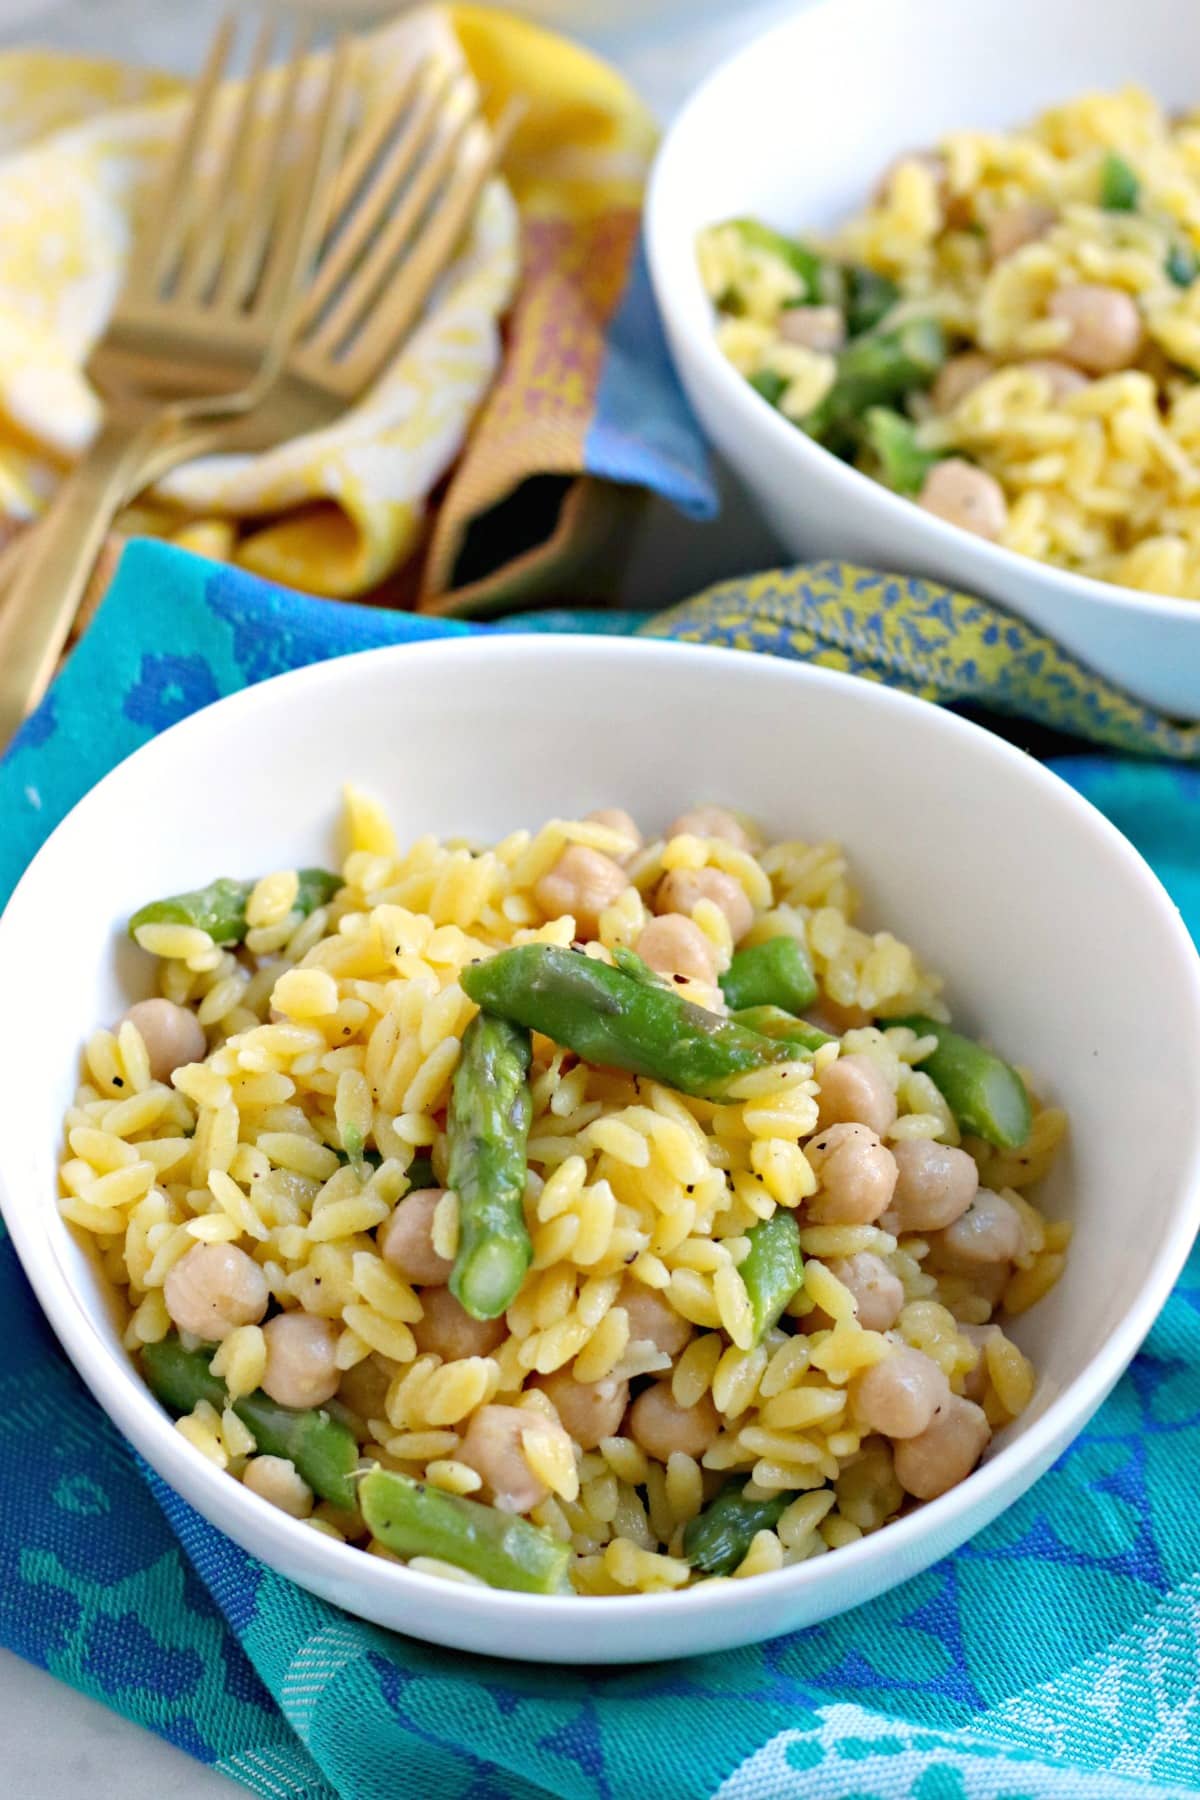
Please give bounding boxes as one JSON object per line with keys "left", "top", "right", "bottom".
{"left": 3, "top": 539, "right": 1200, "bottom": 1800}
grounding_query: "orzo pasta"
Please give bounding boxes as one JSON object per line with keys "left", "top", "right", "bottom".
{"left": 60, "top": 794, "right": 1068, "bottom": 1594}
{"left": 699, "top": 87, "right": 1200, "bottom": 598}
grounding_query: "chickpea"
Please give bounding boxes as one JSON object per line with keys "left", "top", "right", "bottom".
{"left": 930, "top": 351, "right": 994, "bottom": 413}
{"left": 805, "top": 1123, "right": 898, "bottom": 1225}
{"left": 959, "top": 1322, "right": 999, "bottom": 1403}
{"left": 778, "top": 305, "right": 846, "bottom": 354}
{"left": 122, "top": 997, "right": 206, "bottom": 1083}
{"left": 666, "top": 805, "right": 754, "bottom": 851}
{"left": 986, "top": 199, "right": 1056, "bottom": 262}
{"left": 635, "top": 914, "right": 718, "bottom": 986}
{"left": 377, "top": 1189, "right": 453, "bottom": 1287}
{"left": 163, "top": 1242, "right": 268, "bottom": 1342}
{"left": 893, "top": 1394, "right": 991, "bottom": 1499}
{"left": 815, "top": 1053, "right": 897, "bottom": 1136}
{"left": 411, "top": 1286, "right": 506, "bottom": 1361}
{"left": 261, "top": 1312, "right": 340, "bottom": 1409}
{"left": 889, "top": 1138, "right": 978, "bottom": 1231}
{"left": 937, "top": 1188, "right": 1023, "bottom": 1269}
{"left": 1048, "top": 283, "right": 1142, "bottom": 374}
{"left": 533, "top": 1367, "right": 630, "bottom": 1450}
{"left": 1020, "top": 358, "right": 1089, "bottom": 401}
{"left": 242, "top": 1454, "right": 314, "bottom": 1519}
{"left": 617, "top": 1277, "right": 692, "bottom": 1357}
{"left": 917, "top": 459, "right": 1008, "bottom": 541}
{"left": 853, "top": 1344, "right": 950, "bottom": 1439}
{"left": 585, "top": 808, "right": 642, "bottom": 856}
{"left": 656, "top": 867, "right": 753, "bottom": 945}
{"left": 826, "top": 1253, "right": 905, "bottom": 1331}
{"left": 628, "top": 1380, "right": 719, "bottom": 1462}
{"left": 534, "top": 845, "right": 628, "bottom": 939}
{"left": 458, "top": 1404, "right": 570, "bottom": 1513}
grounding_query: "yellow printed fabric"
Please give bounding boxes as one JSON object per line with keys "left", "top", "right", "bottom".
{"left": 0, "top": 8, "right": 685, "bottom": 606}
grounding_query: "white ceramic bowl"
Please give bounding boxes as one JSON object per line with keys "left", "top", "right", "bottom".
{"left": 2, "top": 636, "right": 1199, "bottom": 1663}
{"left": 646, "top": 0, "right": 1200, "bottom": 719}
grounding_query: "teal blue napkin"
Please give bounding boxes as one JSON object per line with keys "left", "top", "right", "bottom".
{"left": 4, "top": 539, "right": 1200, "bottom": 1800}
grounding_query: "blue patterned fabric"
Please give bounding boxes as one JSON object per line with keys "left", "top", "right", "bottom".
{"left": 4, "top": 539, "right": 1200, "bottom": 1800}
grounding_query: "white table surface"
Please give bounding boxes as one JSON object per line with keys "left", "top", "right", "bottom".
{"left": 0, "top": 0, "right": 792, "bottom": 1793}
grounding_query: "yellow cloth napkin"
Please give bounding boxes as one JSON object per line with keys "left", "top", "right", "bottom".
{"left": 0, "top": 8, "right": 665, "bottom": 605}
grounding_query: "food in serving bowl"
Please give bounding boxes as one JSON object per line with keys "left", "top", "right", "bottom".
{"left": 60, "top": 794, "right": 1067, "bottom": 1595}
{"left": 646, "top": 0, "right": 1200, "bottom": 717}
{"left": 699, "top": 86, "right": 1200, "bottom": 596}
{"left": 5, "top": 634, "right": 1200, "bottom": 1660}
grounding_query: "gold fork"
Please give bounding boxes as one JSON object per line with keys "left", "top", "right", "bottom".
{"left": 0, "top": 67, "right": 521, "bottom": 664}
{"left": 84, "top": 73, "right": 521, "bottom": 516}
{"left": 0, "top": 12, "right": 350, "bottom": 749}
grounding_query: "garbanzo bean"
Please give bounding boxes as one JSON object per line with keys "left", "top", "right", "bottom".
{"left": 378, "top": 1189, "right": 453, "bottom": 1287}
{"left": 852, "top": 1344, "right": 950, "bottom": 1439}
{"left": 815, "top": 1053, "right": 898, "bottom": 1136}
{"left": 412, "top": 1286, "right": 507, "bottom": 1361}
{"left": 261, "top": 1313, "right": 340, "bottom": 1409}
{"left": 893, "top": 1393, "right": 991, "bottom": 1498}
{"left": 656, "top": 867, "right": 754, "bottom": 943}
{"left": 535, "top": 845, "right": 629, "bottom": 939}
{"left": 917, "top": 459, "right": 1008, "bottom": 540}
{"left": 635, "top": 913, "right": 719, "bottom": 986}
{"left": 122, "top": 997, "right": 206, "bottom": 1083}
{"left": 806, "top": 1123, "right": 898, "bottom": 1225}
{"left": 163, "top": 1243, "right": 268, "bottom": 1342}
{"left": 628, "top": 1380, "right": 719, "bottom": 1461}
{"left": 890, "top": 1138, "right": 978, "bottom": 1231}
{"left": 534, "top": 1367, "right": 630, "bottom": 1450}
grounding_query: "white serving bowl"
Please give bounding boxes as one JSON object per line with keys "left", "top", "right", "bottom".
{"left": 2, "top": 636, "right": 1199, "bottom": 1663}
{"left": 646, "top": 0, "right": 1200, "bottom": 719}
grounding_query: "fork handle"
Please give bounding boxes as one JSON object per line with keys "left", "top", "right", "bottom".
{"left": 0, "top": 416, "right": 160, "bottom": 752}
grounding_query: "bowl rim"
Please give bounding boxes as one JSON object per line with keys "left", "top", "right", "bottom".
{"left": 644, "top": 0, "right": 1200, "bottom": 630}
{"left": 5, "top": 631, "right": 1200, "bottom": 1634}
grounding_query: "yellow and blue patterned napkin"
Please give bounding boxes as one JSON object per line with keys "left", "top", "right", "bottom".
{"left": 0, "top": 9, "right": 712, "bottom": 613}
{"left": 3, "top": 540, "right": 1200, "bottom": 1800}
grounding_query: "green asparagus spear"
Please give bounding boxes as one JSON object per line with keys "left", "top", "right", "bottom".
{"left": 448, "top": 1013, "right": 535, "bottom": 1321}
{"left": 804, "top": 319, "right": 946, "bottom": 443}
{"left": 725, "top": 218, "right": 832, "bottom": 306}
{"left": 141, "top": 1335, "right": 358, "bottom": 1509}
{"left": 845, "top": 265, "right": 900, "bottom": 336}
{"left": 682, "top": 1478, "right": 792, "bottom": 1576}
{"left": 359, "top": 1467, "right": 571, "bottom": 1594}
{"left": 731, "top": 1007, "right": 833, "bottom": 1053}
{"left": 1100, "top": 151, "right": 1139, "bottom": 212}
{"left": 1167, "top": 241, "right": 1199, "bottom": 287}
{"left": 611, "top": 945, "right": 669, "bottom": 988}
{"left": 862, "top": 406, "right": 945, "bottom": 495}
{"left": 129, "top": 868, "right": 341, "bottom": 947}
{"left": 721, "top": 936, "right": 818, "bottom": 1014}
{"left": 739, "top": 1210, "right": 804, "bottom": 1342}
{"left": 892, "top": 1014, "right": 1032, "bottom": 1149}
{"left": 748, "top": 368, "right": 788, "bottom": 407}
{"left": 460, "top": 945, "right": 795, "bottom": 1100}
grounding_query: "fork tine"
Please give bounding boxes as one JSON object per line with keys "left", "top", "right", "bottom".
{"left": 251, "top": 35, "right": 353, "bottom": 322}
{"left": 322, "top": 54, "right": 428, "bottom": 240}
{"left": 336, "top": 102, "right": 522, "bottom": 392}
{"left": 215, "top": 15, "right": 323, "bottom": 310}
{"left": 126, "top": 12, "right": 236, "bottom": 297}
{"left": 175, "top": 8, "right": 279, "bottom": 303}
{"left": 300, "top": 59, "right": 451, "bottom": 330}
{"left": 304, "top": 80, "right": 479, "bottom": 364}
